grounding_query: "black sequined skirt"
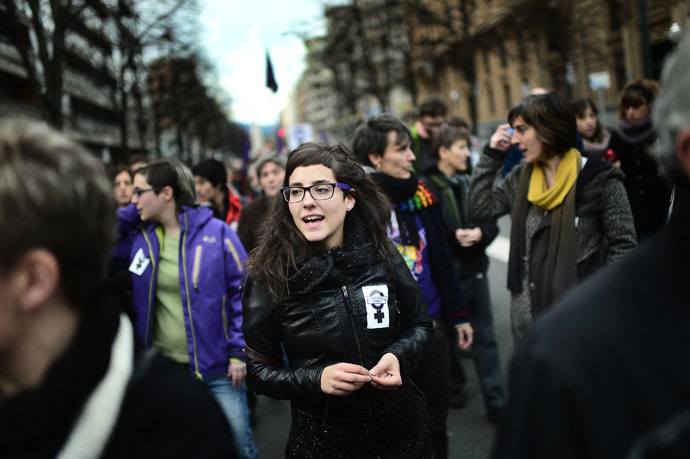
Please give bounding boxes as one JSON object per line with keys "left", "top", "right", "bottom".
{"left": 285, "top": 394, "right": 433, "bottom": 458}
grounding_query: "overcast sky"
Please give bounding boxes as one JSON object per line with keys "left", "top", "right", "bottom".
{"left": 200, "top": 0, "right": 326, "bottom": 126}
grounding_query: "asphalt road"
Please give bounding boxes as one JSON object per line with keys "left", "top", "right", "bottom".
{"left": 251, "top": 215, "right": 515, "bottom": 459}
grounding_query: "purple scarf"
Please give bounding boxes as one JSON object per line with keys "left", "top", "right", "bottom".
{"left": 615, "top": 115, "right": 656, "bottom": 146}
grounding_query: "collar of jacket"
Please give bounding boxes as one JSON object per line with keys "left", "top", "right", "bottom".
{"left": 288, "top": 225, "right": 377, "bottom": 295}
{"left": 0, "top": 286, "right": 123, "bottom": 457}
{"left": 142, "top": 205, "right": 214, "bottom": 240}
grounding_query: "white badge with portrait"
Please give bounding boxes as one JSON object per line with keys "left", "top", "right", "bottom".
{"left": 129, "top": 248, "right": 150, "bottom": 276}
{"left": 362, "top": 285, "right": 389, "bottom": 329}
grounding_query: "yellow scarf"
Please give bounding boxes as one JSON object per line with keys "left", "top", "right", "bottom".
{"left": 528, "top": 148, "right": 581, "bottom": 210}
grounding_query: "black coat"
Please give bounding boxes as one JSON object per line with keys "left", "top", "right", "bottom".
{"left": 0, "top": 286, "right": 235, "bottom": 459}
{"left": 236, "top": 193, "right": 271, "bottom": 255}
{"left": 241, "top": 227, "right": 433, "bottom": 421}
{"left": 493, "top": 181, "right": 690, "bottom": 459}
{"left": 608, "top": 131, "right": 672, "bottom": 240}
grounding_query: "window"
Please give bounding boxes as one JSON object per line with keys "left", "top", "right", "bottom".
{"left": 487, "top": 81, "right": 495, "bottom": 114}
{"left": 504, "top": 83, "right": 512, "bottom": 110}
{"left": 499, "top": 40, "right": 507, "bottom": 68}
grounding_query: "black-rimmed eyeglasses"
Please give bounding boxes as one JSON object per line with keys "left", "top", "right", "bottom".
{"left": 281, "top": 182, "right": 351, "bottom": 203}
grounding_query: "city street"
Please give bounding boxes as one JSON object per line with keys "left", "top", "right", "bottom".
{"left": 251, "top": 216, "right": 515, "bottom": 459}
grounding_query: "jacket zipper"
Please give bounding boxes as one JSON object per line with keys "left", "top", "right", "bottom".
{"left": 341, "top": 285, "right": 373, "bottom": 419}
{"left": 181, "top": 213, "right": 203, "bottom": 380}
{"left": 141, "top": 229, "right": 157, "bottom": 348}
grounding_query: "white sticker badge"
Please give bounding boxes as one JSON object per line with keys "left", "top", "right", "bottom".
{"left": 128, "top": 248, "right": 150, "bottom": 276}
{"left": 362, "top": 285, "right": 389, "bottom": 329}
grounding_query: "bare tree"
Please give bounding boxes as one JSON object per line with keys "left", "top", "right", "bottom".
{"left": 4, "top": 0, "right": 112, "bottom": 129}
{"left": 107, "top": 0, "right": 197, "bottom": 163}
{"left": 298, "top": 0, "right": 415, "bottom": 136}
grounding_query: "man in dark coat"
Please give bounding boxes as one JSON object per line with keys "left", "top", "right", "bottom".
{"left": 0, "top": 119, "right": 236, "bottom": 458}
{"left": 493, "top": 34, "right": 690, "bottom": 459}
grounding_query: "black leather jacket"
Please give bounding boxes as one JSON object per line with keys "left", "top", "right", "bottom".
{"left": 241, "top": 229, "right": 432, "bottom": 421}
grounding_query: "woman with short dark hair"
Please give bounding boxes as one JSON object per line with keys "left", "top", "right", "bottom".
{"left": 469, "top": 92, "right": 637, "bottom": 341}
{"left": 242, "top": 142, "right": 434, "bottom": 458}
{"left": 113, "top": 159, "right": 258, "bottom": 458}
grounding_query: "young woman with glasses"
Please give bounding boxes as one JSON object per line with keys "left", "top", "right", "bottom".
{"left": 112, "top": 159, "right": 259, "bottom": 458}
{"left": 242, "top": 142, "right": 434, "bottom": 458}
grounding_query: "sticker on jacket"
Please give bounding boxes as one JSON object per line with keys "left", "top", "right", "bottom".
{"left": 129, "top": 248, "right": 150, "bottom": 276}
{"left": 362, "top": 285, "right": 389, "bottom": 329}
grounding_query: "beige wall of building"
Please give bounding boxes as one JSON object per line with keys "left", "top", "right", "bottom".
{"left": 407, "top": 0, "right": 689, "bottom": 135}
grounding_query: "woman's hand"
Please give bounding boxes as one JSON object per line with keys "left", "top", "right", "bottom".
{"left": 228, "top": 361, "right": 247, "bottom": 387}
{"left": 489, "top": 123, "right": 514, "bottom": 151}
{"left": 456, "top": 324, "right": 474, "bottom": 351}
{"left": 369, "top": 353, "right": 402, "bottom": 390}
{"left": 456, "top": 227, "right": 483, "bottom": 247}
{"left": 320, "top": 363, "right": 371, "bottom": 396}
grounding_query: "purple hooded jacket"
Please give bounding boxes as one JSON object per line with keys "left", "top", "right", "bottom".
{"left": 113, "top": 204, "right": 247, "bottom": 379}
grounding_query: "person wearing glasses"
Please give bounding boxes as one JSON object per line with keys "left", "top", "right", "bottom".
{"left": 112, "top": 159, "right": 258, "bottom": 459}
{"left": 242, "top": 142, "right": 434, "bottom": 458}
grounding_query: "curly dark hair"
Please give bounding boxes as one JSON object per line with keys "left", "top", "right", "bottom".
{"left": 246, "top": 141, "right": 394, "bottom": 314}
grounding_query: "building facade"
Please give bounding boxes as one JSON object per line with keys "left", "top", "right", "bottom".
{"left": 0, "top": 0, "right": 153, "bottom": 164}
{"left": 405, "top": 0, "right": 689, "bottom": 137}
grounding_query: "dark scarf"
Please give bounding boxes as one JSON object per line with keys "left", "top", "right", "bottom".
{"left": 371, "top": 172, "right": 437, "bottom": 246}
{"left": 288, "top": 225, "right": 379, "bottom": 294}
{"left": 0, "top": 288, "right": 121, "bottom": 458}
{"left": 428, "top": 171, "right": 469, "bottom": 230}
{"left": 615, "top": 115, "right": 656, "bottom": 146}
{"left": 508, "top": 162, "right": 579, "bottom": 310}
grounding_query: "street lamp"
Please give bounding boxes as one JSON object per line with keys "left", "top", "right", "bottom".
{"left": 668, "top": 22, "right": 683, "bottom": 44}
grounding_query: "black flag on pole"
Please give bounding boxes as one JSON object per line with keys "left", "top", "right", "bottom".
{"left": 266, "top": 50, "right": 278, "bottom": 93}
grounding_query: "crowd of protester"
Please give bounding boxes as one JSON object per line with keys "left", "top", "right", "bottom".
{"left": 2, "top": 31, "right": 690, "bottom": 459}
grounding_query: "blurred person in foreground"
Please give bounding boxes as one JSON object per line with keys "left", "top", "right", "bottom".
{"left": 468, "top": 91, "right": 637, "bottom": 341}
{"left": 0, "top": 118, "right": 235, "bottom": 458}
{"left": 493, "top": 33, "right": 690, "bottom": 459}
{"left": 237, "top": 153, "right": 286, "bottom": 254}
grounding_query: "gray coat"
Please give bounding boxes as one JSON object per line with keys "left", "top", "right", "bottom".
{"left": 468, "top": 149, "right": 637, "bottom": 340}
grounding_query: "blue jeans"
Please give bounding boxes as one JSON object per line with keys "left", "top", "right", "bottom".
{"left": 203, "top": 373, "right": 259, "bottom": 459}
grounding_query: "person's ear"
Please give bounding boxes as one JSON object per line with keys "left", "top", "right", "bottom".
{"left": 15, "top": 249, "right": 60, "bottom": 312}
{"left": 675, "top": 127, "right": 690, "bottom": 178}
{"left": 438, "top": 146, "right": 449, "bottom": 161}
{"left": 345, "top": 189, "right": 355, "bottom": 211}
{"left": 368, "top": 153, "right": 382, "bottom": 169}
{"left": 161, "top": 185, "right": 174, "bottom": 202}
